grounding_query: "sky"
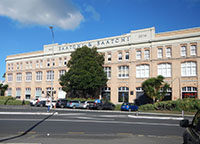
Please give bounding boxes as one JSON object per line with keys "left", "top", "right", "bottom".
{"left": 0, "top": 0, "right": 200, "bottom": 81}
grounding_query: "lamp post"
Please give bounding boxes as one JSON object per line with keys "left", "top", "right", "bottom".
{"left": 49, "top": 26, "right": 55, "bottom": 109}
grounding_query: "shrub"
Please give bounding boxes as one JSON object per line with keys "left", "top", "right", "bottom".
{"left": 139, "top": 98, "right": 200, "bottom": 112}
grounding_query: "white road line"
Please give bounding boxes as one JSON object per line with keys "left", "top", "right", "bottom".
{"left": 0, "top": 112, "right": 54, "bottom": 115}
{"left": 77, "top": 116, "right": 114, "bottom": 121}
{"left": 0, "top": 118, "right": 179, "bottom": 127}
{"left": 128, "top": 115, "right": 184, "bottom": 120}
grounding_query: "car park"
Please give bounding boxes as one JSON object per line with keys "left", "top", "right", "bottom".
{"left": 67, "top": 100, "right": 81, "bottom": 109}
{"left": 180, "top": 110, "right": 200, "bottom": 144}
{"left": 56, "top": 99, "right": 68, "bottom": 108}
{"left": 121, "top": 103, "right": 138, "bottom": 111}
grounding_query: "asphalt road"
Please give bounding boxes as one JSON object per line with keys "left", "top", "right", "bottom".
{"left": 0, "top": 106, "right": 188, "bottom": 144}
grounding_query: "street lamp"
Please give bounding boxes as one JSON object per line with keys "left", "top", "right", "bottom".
{"left": 49, "top": 26, "right": 55, "bottom": 109}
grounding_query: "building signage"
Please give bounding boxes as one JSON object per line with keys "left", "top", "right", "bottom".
{"left": 58, "top": 36, "right": 131, "bottom": 52}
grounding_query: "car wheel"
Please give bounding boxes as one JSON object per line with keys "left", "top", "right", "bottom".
{"left": 129, "top": 108, "right": 132, "bottom": 112}
{"left": 86, "top": 106, "right": 89, "bottom": 109}
{"left": 61, "top": 105, "right": 64, "bottom": 108}
{"left": 97, "top": 106, "right": 102, "bottom": 110}
{"left": 73, "top": 105, "right": 76, "bottom": 109}
{"left": 40, "top": 104, "right": 43, "bottom": 107}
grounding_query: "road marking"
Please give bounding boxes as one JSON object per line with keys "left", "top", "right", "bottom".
{"left": 128, "top": 115, "right": 184, "bottom": 120}
{"left": 18, "top": 131, "right": 36, "bottom": 134}
{"left": 67, "top": 132, "right": 85, "bottom": 135}
{"left": 0, "top": 118, "right": 179, "bottom": 127}
{"left": 0, "top": 112, "right": 54, "bottom": 115}
{"left": 117, "top": 133, "right": 133, "bottom": 136}
{"left": 77, "top": 116, "right": 114, "bottom": 121}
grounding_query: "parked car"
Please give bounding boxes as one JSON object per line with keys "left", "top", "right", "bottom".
{"left": 89, "top": 102, "right": 115, "bottom": 110}
{"left": 36, "top": 100, "right": 46, "bottom": 107}
{"left": 80, "top": 101, "right": 94, "bottom": 109}
{"left": 67, "top": 100, "right": 81, "bottom": 109}
{"left": 56, "top": 99, "right": 68, "bottom": 108}
{"left": 180, "top": 110, "right": 200, "bottom": 144}
{"left": 46, "top": 100, "right": 57, "bottom": 108}
{"left": 121, "top": 103, "right": 138, "bottom": 111}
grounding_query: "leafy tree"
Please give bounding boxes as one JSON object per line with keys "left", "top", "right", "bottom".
{"left": 60, "top": 46, "right": 107, "bottom": 99}
{"left": 142, "top": 75, "right": 169, "bottom": 103}
{"left": 0, "top": 83, "right": 8, "bottom": 96}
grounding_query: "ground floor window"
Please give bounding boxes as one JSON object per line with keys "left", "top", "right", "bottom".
{"left": 118, "top": 87, "right": 129, "bottom": 103}
{"left": 25, "top": 88, "right": 31, "bottom": 99}
{"left": 16, "top": 88, "right": 21, "bottom": 99}
{"left": 101, "top": 87, "right": 111, "bottom": 101}
{"left": 182, "top": 86, "right": 197, "bottom": 99}
{"left": 35, "top": 88, "right": 42, "bottom": 99}
{"left": 46, "top": 87, "right": 54, "bottom": 98}
{"left": 7, "top": 88, "right": 12, "bottom": 96}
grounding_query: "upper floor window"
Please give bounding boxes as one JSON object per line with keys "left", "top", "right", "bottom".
{"left": 181, "top": 46, "right": 187, "bottom": 57}
{"left": 36, "top": 60, "right": 39, "bottom": 69}
{"left": 59, "top": 58, "right": 62, "bottom": 66}
{"left": 59, "top": 70, "right": 66, "bottom": 79}
{"left": 136, "top": 64, "right": 150, "bottom": 78}
{"left": 166, "top": 47, "right": 171, "bottom": 58}
{"left": 181, "top": 61, "right": 196, "bottom": 77}
{"left": 118, "top": 65, "right": 129, "bottom": 78}
{"left": 40, "top": 60, "right": 43, "bottom": 68}
{"left": 36, "top": 71, "right": 42, "bottom": 81}
{"left": 104, "top": 67, "right": 111, "bottom": 79}
{"left": 118, "top": 52, "right": 122, "bottom": 61}
{"left": 190, "top": 45, "right": 196, "bottom": 56}
{"left": 125, "top": 52, "right": 129, "bottom": 60}
{"left": 16, "top": 73, "right": 22, "bottom": 82}
{"left": 136, "top": 51, "right": 141, "bottom": 60}
{"left": 26, "top": 72, "right": 32, "bottom": 81}
{"left": 144, "top": 50, "right": 150, "bottom": 59}
{"left": 157, "top": 63, "right": 171, "bottom": 77}
{"left": 157, "top": 48, "right": 163, "bottom": 59}
{"left": 47, "top": 70, "right": 54, "bottom": 81}
{"left": 107, "top": 53, "right": 111, "bottom": 62}
{"left": 7, "top": 73, "right": 13, "bottom": 82}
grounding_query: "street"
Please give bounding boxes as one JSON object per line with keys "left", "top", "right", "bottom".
{"left": 0, "top": 106, "right": 187, "bottom": 144}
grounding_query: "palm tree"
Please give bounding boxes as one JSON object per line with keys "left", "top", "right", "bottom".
{"left": 142, "top": 75, "right": 169, "bottom": 103}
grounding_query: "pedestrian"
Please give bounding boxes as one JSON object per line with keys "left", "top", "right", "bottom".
{"left": 46, "top": 98, "right": 51, "bottom": 112}
{"left": 22, "top": 99, "right": 25, "bottom": 105}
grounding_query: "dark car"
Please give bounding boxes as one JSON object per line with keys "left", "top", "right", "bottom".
{"left": 180, "top": 110, "right": 200, "bottom": 144}
{"left": 121, "top": 103, "right": 138, "bottom": 111}
{"left": 36, "top": 100, "right": 46, "bottom": 107}
{"left": 56, "top": 99, "right": 68, "bottom": 108}
{"left": 90, "top": 102, "right": 115, "bottom": 110}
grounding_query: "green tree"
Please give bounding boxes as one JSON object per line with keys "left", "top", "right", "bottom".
{"left": 142, "top": 75, "right": 169, "bottom": 103}
{"left": 60, "top": 46, "right": 107, "bottom": 99}
{"left": 0, "top": 83, "right": 8, "bottom": 96}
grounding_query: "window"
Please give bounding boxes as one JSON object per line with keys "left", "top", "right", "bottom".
{"left": 118, "top": 52, "right": 122, "bottom": 61}
{"left": 182, "top": 87, "right": 197, "bottom": 99}
{"left": 59, "top": 58, "right": 62, "bottom": 66}
{"left": 157, "top": 63, "right": 171, "bottom": 77}
{"left": 157, "top": 48, "right": 163, "bottom": 59}
{"left": 7, "top": 73, "right": 13, "bottom": 82}
{"left": 20, "top": 62, "right": 23, "bottom": 70}
{"left": 104, "top": 67, "right": 111, "bottom": 79}
{"left": 30, "top": 61, "right": 32, "bottom": 69}
{"left": 16, "top": 73, "right": 22, "bottom": 82}
{"left": 166, "top": 48, "right": 171, "bottom": 58}
{"left": 101, "top": 87, "right": 111, "bottom": 101}
{"left": 118, "top": 66, "right": 129, "bottom": 78}
{"left": 16, "top": 88, "right": 21, "bottom": 99}
{"left": 125, "top": 52, "right": 129, "bottom": 60}
{"left": 190, "top": 45, "right": 196, "bottom": 56}
{"left": 35, "top": 88, "right": 42, "bottom": 98}
{"left": 136, "top": 51, "right": 141, "bottom": 60}
{"left": 59, "top": 70, "right": 66, "bottom": 79}
{"left": 118, "top": 87, "right": 129, "bottom": 103}
{"left": 26, "top": 62, "right": 29, "bottom": 69}
{"left": 7, "top": 88, "right": 12, "bottom": 96}
{"left": 107, "top": 53, "right": 111, "bottom": 62}
{"left": 16, "top": 63, "right": 19, "bottom": 70}
{"left": 36, "top": 71, "right": 42, "bottom": 81}
{"left": 144, "top": 50, "right": 150, "bottom": 59}
{"left": 7, "top": 64, "right": 10, "bottom": 71}
{"left": 40, "top": 60, "right": 43, "bottom": 68}
{"left": 25, "top": 88, "right": 31, "bottom": 99}
{"left": 63, "top": 57, "right": 67, "bottom": 66}
{"left": 136, "top": 64, "right": 150, "bottom": 78}
{"left": 181, "top": 62, "right": 196, "bottom": 76}
{"left": 26, "top": 72, "right": 32, "bottom": 81}
{"left": 47, "top": 70, "right": 54, "bottom": 81}
{"left": 181, "top": 46, "right": 187, "bottom": 57}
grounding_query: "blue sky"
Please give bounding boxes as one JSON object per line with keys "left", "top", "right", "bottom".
{"left": 0, "top": 0, "right": 200, "bottom": 80}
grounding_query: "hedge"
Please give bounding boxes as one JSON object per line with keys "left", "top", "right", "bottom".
{"left": 0, "top": 96, "right": 29, "bottom": 105}
{"left": 139, "top": 98, "right": 200, "bottom": 112}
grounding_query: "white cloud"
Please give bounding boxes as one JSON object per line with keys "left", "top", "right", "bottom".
{"left": 0, "top": 0, "right": 84, "bottom": 30}
{"left": 85, "top": 5, "right": 100, "bottom": 21}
